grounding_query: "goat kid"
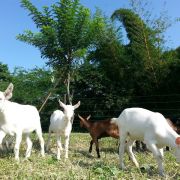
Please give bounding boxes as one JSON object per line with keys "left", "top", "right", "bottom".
{"left": 78, "top": 115, "right": 119, "bottom": 158}
{"left": 111, "top": 108, "right": 180, "bottom": 176}
{"left": 0, "top": 83, "right": 45, "bottom": 161}
{"left": 46, "top": 100, "right": 80, "bottom": 159}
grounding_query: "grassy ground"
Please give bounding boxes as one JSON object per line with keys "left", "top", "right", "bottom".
{"left": 0, "top": 133, "right": 179, "bottom": 179}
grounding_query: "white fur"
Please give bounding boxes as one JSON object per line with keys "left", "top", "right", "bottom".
{"left": 111, "top": 108, "right": 180, "bottom": 176}
{"left": 0, "top": 83, "right": 45, "bottom": 161}
{"left": 46, "top": 100, "right": 80, "bottom": 159}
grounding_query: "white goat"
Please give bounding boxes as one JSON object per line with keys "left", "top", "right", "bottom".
{"left": 46, "top": 100, "right": 80, "bottom": 159}
{"left": 0, "top": 83, "right": 45, "bottom": 160}
{"left": 111, "top": 108, "right": 180, "bottom": 176}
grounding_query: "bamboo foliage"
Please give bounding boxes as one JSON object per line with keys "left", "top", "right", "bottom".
{"left": 111, "top": 8, "right": 159, "bottom": 88}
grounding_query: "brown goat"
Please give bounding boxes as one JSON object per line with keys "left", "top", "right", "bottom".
{"left": 78, "top": 115, "right": 119, "bottom": 158}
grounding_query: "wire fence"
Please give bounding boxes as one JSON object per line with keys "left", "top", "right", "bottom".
{"left": 40, "top": 93, "right": 180, "bottom": 132}
{"left": 1, "top": 94, "right": 180, "bottom": 147}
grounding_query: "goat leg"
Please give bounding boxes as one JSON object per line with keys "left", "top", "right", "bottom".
{"left": 94, "top": 139, "right": 100, "bottom": 158}
{"left": 135, "top": 141, "right": 140, "bottom": 152}
{"left": 89, "top": 140, "right": 93, "bottom": 153}
{"left": 0, "top": 130, "right": 6, "bottom": 150}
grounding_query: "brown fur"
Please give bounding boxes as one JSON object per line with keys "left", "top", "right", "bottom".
{"left": 78, "top": 115, "right": 119, "bottom": 158}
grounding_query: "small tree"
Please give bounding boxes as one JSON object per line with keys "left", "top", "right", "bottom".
{"left": 17, "top": 0, "right": 105, "bottom": 104}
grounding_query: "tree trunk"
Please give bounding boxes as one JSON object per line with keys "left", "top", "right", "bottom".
{"left": 66, "top": 72, "right": 71, "bottom": 104}
{"left": 66, "top": 72, "right": 73, "bottom": 105}
{"left": 141, "top": 22, "right": 158, "bottom": 87}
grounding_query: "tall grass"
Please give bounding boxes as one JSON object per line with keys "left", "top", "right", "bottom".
{"left": 0, "top": 133, "right": 179, "bottom": 179}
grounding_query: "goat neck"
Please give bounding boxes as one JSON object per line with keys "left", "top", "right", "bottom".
{"left": 63, "top": 114, "right": 72, "bottom": 126}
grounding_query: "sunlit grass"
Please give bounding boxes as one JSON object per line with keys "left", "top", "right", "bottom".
{"left": 0, "top": 133, "right": 179, "bottom": 179}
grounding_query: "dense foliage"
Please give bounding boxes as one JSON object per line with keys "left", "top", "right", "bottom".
{"left": 1, "top": 0, "right": 180, "bottom": 130}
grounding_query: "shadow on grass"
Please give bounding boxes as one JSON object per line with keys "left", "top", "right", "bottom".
{"left": 72, "top": 159, "right": 94, "bottom": 168}
{"left": 73, "top": 149, "right": 95, "bottom": 159}
{"left": 0, "top": 148, "right": 14, "bottom": 158}
{"left": 32, "top": 139, "right": 43, "bottom": 151}
{"left": 101, "top": 147, "right": 118, "bottom": 154}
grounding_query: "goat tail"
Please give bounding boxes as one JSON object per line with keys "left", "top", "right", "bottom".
{"left": 111, "top": 118, "right": 118, "bottom": 125}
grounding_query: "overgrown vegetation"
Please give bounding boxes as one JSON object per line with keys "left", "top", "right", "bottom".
{"left": 0, "top": 133, "right": 179, "bottom": 179}
{"left": 1, "top": 0, "right": 180, "bottom": 129}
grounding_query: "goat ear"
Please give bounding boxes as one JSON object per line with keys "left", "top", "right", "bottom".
{"left": 87, "top": 115, "right": 91, "bottom": 120}
{"left": 74, "top": 101, "right": 80, "bottom": 109}
{"left": 4, "top": 83, "right": 14, "bottom": 100}
{"left": 58, "top": 100, "right": 66, "bottom": 109}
